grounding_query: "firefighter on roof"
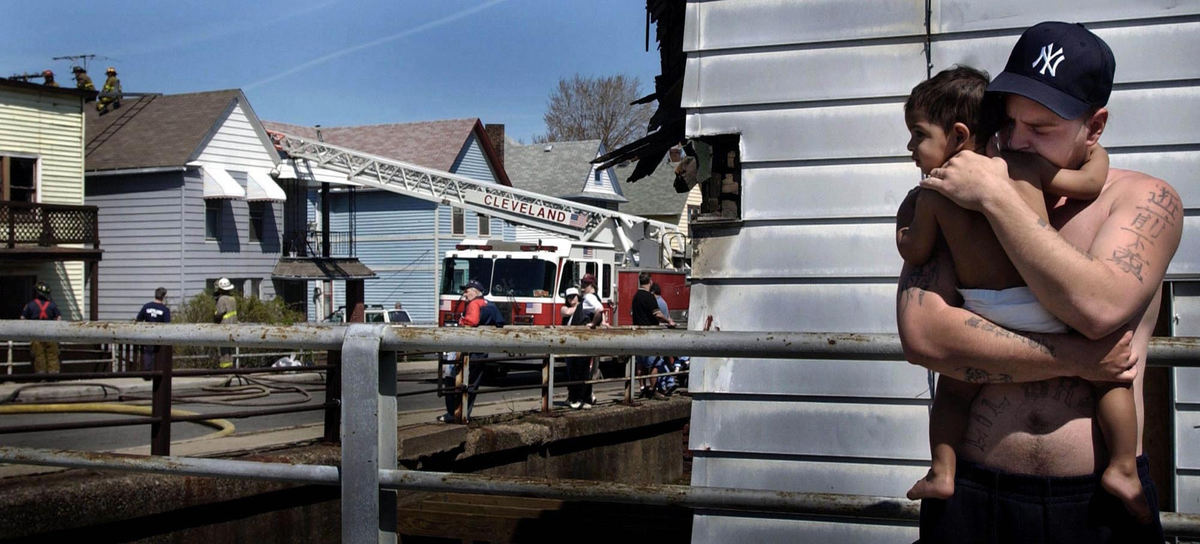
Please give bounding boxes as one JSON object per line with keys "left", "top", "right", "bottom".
{"left": 71, "top": 66, "right": 94, "bottom": 91}
{"left": 97, "top": 66, "right": 122, "bottom": 113}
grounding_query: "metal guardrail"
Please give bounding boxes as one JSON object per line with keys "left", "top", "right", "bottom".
{"left": 1, "top": 320, "right": 1199, "bottom": 542}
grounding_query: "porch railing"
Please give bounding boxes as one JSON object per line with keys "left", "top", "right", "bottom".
{"left": 0, "top": 201, "right": 99, "bottom": 248}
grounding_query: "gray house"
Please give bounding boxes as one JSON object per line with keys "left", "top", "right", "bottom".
{"left": 504, "top": 139, "right": 626, "bottom": 242}
{"left": 84, "top": 89, "right": 285, "bottom": 320}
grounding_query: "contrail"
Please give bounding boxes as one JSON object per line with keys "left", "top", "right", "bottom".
{"left": 245, "top": 0, "right": 509, "bottom": 90}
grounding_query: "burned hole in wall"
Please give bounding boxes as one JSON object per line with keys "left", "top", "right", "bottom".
{"left": 671, "top": 134, "right": 741, "bottom": 222}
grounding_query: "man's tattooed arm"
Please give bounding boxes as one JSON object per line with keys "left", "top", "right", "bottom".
{"left": 964, "top": 316, "right": 1055, "bottom": 357}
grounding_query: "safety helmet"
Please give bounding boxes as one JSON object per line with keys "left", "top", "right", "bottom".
{"left": 72, "top": 66, "right": 85, "bottom": 73}
{"left": 42, "top": 69, "right": 53, "bottom": 77}
{"left": 216, "top": 277, "right": 234, "bottom": 291}
{"left": 35, "top": 281, "right": 50, "bottom": 296}
{"left": 106, "top": 66, "right": 116, "bottom": 75}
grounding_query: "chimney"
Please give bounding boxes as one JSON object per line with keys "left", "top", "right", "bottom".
{"left": 484, "top": 123, "right": 505, "bottom": 168}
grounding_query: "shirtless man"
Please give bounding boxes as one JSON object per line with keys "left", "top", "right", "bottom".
{"left": 897, "top": 22, "right": 1182, "bottom": 542}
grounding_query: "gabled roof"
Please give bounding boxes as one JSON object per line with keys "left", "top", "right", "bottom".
{"left": 84, "top": 89, "right": 272, "bottom": 172}
{"left": 614, "top": 157, "right": 690, "bottom": 217}
{"left": 263, "top": 118, "right": 511, "bottom": 186}
{"left": 505, "top": 139, "right": 620, "bottom": 200}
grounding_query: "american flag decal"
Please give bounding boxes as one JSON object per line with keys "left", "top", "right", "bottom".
{"left": 568, "top": 212, "right": 588, "bottom": 228}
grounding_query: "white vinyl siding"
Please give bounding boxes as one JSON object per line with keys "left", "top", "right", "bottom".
{"left": 683, "top": 1, "right": 1200, "bottom": 541}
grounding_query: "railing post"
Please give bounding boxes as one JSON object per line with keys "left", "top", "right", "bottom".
{"left": 541, "top": 355, "right": 552, "bottom": 413}
{"left": 340, "top": 324, "right": 397, "bottom": 544}
{"left": 626, "top": 355, "right": 635, "bottom": 405}
{"left": 150, "top": 345, "right": 173, "bottom": 456}
{"left": 5, "top": 340, "right": 12, "bottom": 376}
{"left": 324, "top": 349, "right": 341, "bottom": 443}
{"left": 456, "top": 354, "right": 469, "bottom": 423}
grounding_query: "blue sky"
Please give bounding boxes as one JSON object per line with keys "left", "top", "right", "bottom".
{"left": 3, "top": 0, "right": 661, "bottom": 144}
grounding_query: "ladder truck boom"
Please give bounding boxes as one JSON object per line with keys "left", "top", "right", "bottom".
{"left": 271, "top": 131, "right": 684, "bottom": 268}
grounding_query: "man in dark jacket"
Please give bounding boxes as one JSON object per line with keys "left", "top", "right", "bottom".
{"left": 20, "top": 281, "right": 62, "bottom": 374}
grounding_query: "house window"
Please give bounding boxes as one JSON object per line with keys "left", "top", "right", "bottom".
{"left": 1, "top": 156, "right": 38, "bottom": 202}
{"left": 477, "top": 213, "right": 490, "bottom": 237}
{"left": 248, "top": 202, "right": 265, "bottom": 242}
{"left": 452, "top": 207, "right": 464, "bottom": 236}
{"left": 205, "top": 200, "right": 222, "bottom": 240}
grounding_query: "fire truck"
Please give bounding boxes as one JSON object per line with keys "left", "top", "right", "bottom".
{"left": 270, "top": 131, "right": 690, "bottom": 328}
{"left": 437, "top": 239, "right": 689, "bottom": 328}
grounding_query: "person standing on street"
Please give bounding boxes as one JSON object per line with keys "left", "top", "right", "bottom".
{"left": 134, "top": 287, "right": 171, "bottom": 373}
{"left": 20, "top": 281, "right": 62, "bottom": 374}
{"left": 630, "top": 273, "right": 674, "bottom": 399}
{"left": 439, "top": 280, "right": 489, "bottom": 423}
{"left": 214, "top": 278, "right": 238, "bottom": 368}
{"left": 560, "top": 287, "right": 595, "bottom": 409}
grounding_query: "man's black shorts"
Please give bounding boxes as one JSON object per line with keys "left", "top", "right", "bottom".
{"left": 917, "top": 455, "right": 1164, "bottom": 543}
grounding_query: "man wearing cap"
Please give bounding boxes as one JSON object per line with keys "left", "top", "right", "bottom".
{"left": 439, "top": 280, "right": 489, "bottom": 422}
{"left": 899, "top": 22, "right": 1180, "bottom": 541}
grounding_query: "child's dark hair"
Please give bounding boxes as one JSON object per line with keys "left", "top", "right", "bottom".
{"left": 904, "top": 65, "right": 1003, "bottom": 151}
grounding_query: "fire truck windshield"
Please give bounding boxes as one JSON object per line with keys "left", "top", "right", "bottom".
{"left": 491, "top": 259, "right": 557, "bottom": 297}
{"left": 439, "top": 257, "right": 557, "bottom": 298}
{"left": 440, "top": 257, "right": 493, "bottom": 295}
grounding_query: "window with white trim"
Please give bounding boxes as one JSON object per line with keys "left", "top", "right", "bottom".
{"left": 477, "top": 213, "right": 490, "bottom": 237}
{"left": 452, "top": 207, "right": 465, "bottom": 236}
{"left": 1, "top": 155, "right": 37, "bottom": 202}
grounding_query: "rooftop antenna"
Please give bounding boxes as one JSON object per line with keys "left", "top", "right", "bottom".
{"left": 52, "top": 54, "right": 97, "bottom": 71}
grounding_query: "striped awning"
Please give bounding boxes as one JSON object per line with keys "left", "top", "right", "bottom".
{"left": 247, "top": 170, "right": 287, "bottom": 202}
{"left": 200, "top": 165, "right": 246, "bottom": 200}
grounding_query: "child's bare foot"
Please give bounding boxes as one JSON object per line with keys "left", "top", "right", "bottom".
{"left": 907, "top": 468, "right": 955, "bottom": 500}
{"left": 1101, "top": 463, "right": 1152, "bottom": 524}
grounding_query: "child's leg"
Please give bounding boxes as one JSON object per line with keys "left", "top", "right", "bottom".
{"left": 908, "top": 376, "right": 979, "bottom": 500}
{"left": 1095, "top": 382, "right": 1152, "bottom": 523}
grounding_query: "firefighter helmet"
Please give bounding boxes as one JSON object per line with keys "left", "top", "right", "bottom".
{"left": 35, "top": 281, "right": 50, "bottom": 296}
{"left": 216, "top": 277, "right": 234, "bottom": 291}
{"left": 106, "top": 66, "right": 116, "bottom": 75}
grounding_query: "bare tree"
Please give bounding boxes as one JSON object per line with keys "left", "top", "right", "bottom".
{"left": 538, "top": 74, "right": 653, "bottom": 151}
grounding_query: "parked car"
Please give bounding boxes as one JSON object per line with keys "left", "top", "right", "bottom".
{"left": 324, "top": 305, "right": 413, "bottom": 325}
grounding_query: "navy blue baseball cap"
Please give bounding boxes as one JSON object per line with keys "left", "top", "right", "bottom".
{"left": 988, "top": 22, "right": 1115, "bottom": 120}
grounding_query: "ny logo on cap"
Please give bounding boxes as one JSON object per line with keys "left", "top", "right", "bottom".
{"left": 1032, "top": 43, "right": 1066, "bottom": 77}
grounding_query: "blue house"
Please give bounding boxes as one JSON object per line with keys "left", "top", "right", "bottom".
{"left": 263, "top": 119, "right": 513, "bottom": 322}
{"left": 84, "top": 90, "right": 287, "bottom": 321}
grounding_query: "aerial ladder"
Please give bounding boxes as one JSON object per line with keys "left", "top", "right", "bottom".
{"left": 269, "top": 131, "right": 686, "bottom": 269}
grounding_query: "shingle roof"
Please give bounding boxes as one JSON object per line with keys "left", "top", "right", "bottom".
{"left": 614, "top": 157, "right": 689, "bottom": 217}
{"left": 84, "top": 89, "right": 246, "bottom": 172}
{"left": 264, "top": 118, "right": 476, "bottom": 171}
{"left": 504, "top": 140, "right": 603, "bottom": 198}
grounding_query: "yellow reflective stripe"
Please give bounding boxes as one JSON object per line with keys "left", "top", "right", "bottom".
{"left": 222, "top": 311, "right": 237, "bottom": 319}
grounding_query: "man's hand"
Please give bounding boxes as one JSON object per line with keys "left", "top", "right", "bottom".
{"left": 921, "top": 150, "right": 1013, "bottom": 212}
{"left": 1077, "top": 329, "right": 1137, "bottom": 383}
